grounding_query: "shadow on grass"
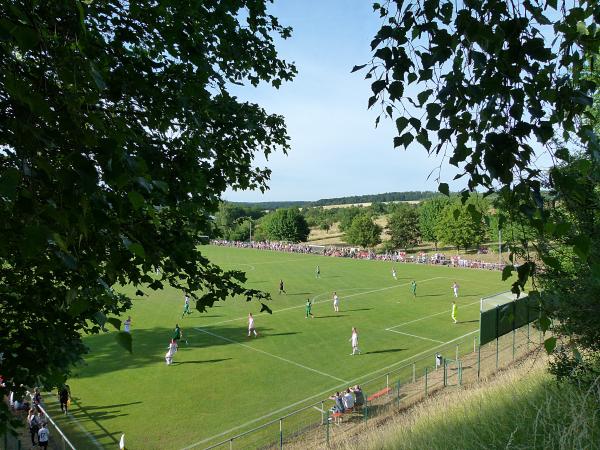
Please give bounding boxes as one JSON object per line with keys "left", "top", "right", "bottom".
{"left": 345, "top": 308, "right": 372, "bottom": 312}
{"left": 264, "top": 332, "right": 301, "bottom": 337}
{"left": 289, "top": 292, "right": 313, "bottom": 296}
{"left": 365, "top": 348, "right": 407, "bottom": 354}
{"left": 314, "top": 315, "right": 347, "bottom": 319}
{"left": 75, "top": 325, "right": 276, "bottom": 378}
{"left": 457, "top": 319, "right": 479, "bottom": 324}
{"left": 171, "top": 358, "right": 231, "bottom": 365}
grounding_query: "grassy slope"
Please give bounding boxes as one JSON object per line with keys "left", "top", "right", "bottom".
{"left": 329, "top": 357, "right": 600, "bottom": 450}
{"left": 46, "top": 246, "right": 512, "bottom": 449}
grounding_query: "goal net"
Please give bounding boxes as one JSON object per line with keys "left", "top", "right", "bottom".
{"left": 480, "top": 291, "right": 518, "bottom": 312}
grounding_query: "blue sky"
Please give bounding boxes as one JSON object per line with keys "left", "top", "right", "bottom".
{"left": 224, "top": 0, "right": 463, "bottom": 203}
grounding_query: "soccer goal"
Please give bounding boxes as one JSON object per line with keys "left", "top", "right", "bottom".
{"left": 479, "top": 291, "right": 537, "bottom": 345}
{"left": 480, "top": 291, "right": 518, "bottom": 312}
{"left": 308, "top": 244, "right": 326, "bottom": 254}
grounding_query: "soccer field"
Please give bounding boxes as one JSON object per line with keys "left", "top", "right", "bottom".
{"left": 47, "top": 246, "right": 512, "bottom": 449}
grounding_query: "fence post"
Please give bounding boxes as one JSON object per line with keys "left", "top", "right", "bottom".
{"left": 321, "top": 401, "right": 325, "bottom": 425}
{"left": 396, "top": 380, "right": 401, "bottom": 408}
{"left": 527, "top": 322, "right": 530, "bottom": 350}
{"left": 455, "top": 344, "right": 459, "bottom": 361}
{"left": 386, "top": 373, "right": 389, "bottom": 391}
{"left": 477, "top": 343, "right": 481, "bottom": 381}
{"left": 512, "top": 328, "right": 516, "bottom": 361}
{"left": 474, "top": 336, "right": 477, "bottom": 353}
{"left": 364, "top": 400, "right": 368, "bottom": 424}
{"left": 279, "top": 418, "right": 283, "bottom": 449}
{"left": 229, "top": 438, "right": 233, "bottom": 450}
{"left": 326, "top": 410, "right": 330, "bottom": 446}
{"left": 459, "top": 361, "right": 463, "bottom": 385}
{"left": 496, "top": 337, "right": 499, "bottom": 370}
{"left": 412, "top": 363, "right": 416, "bottom": 383}
{"left": 425, "top": 367, "right": 429, "bottom": 396}
{"left": 443, "top": 359, "right": 447, "bottom": 386}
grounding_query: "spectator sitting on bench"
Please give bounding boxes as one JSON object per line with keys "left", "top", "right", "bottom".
{"left": 328, "top": 392, "right": 345, "bottom": 413}
{"left": 351, "top": 385, "right": 364, "bottom": 408}
{"left": 342, "top": 388, "right": 355, "bottom": 410}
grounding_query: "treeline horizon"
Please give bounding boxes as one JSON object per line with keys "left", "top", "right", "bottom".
{"left": 231, "top": 191, "right": 440, "bottom": 210}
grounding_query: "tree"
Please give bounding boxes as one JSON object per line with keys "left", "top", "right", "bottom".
{"left": 419, "top": 197, "right": 450, "bottom": 250}
{"left": 360, "top": 0, "right": 598, "bottom": 378}
{"left": 261, "top": 208, "right": 310, "bottom": 242}
{"left": 345, "top": 214, "right": 382, "bottom": 248}
{"left": 0, "top": 0, "right": 295, "bottom": 431}
{"left": 435, "top": 199, "right": 487, "bottom": 252}
{"left": 338, "top": 207, "right": 363, "bottom": 232}
{"left": 387, "top": 205, "right": 421, "bottom": 250}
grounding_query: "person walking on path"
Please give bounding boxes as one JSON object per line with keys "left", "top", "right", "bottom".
{"left": 333, "top": 291, "right": 340, "bottom": 312}
{"left": 451, "top": 301, "right": 458, "bottom": 323}
{"left": 27, "top": 408, "right": 40, "bottom": 446}
{"left": 248, "top": 313, "right": 259, "bottom": 337}
{"left": 305, "top": 299, "right": 314, "bottom": 318}
{"left": 58, "top": 385, "right": 70, "bottom": 414}
{"left": 410, "top": 280, "right": 417, "bottom": 298}
{"left": 37, "top": 422, "right": 49, "bottom": 449}
{"left": 349, "top": 327, "right": 361, "bottom": 355}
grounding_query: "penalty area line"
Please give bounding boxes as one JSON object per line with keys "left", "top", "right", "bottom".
{"left": 386, "top": 330, "right": 445, "bottom": 343}
{"left": 386, "top": 298, "right": 481, "bottom": 330}
{"left": 193, "top": 327, "right": 348, "bottom": 384}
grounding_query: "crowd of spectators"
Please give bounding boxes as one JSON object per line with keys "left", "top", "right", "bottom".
{"left": 211, "top": 240, "right": 506, "bottom": 271}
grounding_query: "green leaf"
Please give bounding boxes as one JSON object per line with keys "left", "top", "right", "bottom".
{"left": 573, "top": 235, "right": 590, "bottom": 260}
{"left": 116, "top": 331, "right": 133, "bottom": 353}
{"left": 90, "top": 64, "right": 107, "bottom": 90}
{"left": 371, "top": 79, "right": 387, "bottom": 95}
{"left": 438, "top": 183, "right": 449, "bottom": 196}
{"left": 106, "top": 318, "right": 122, "bottom": 331}
{"left": 575, "top": 21, "right": 588, "bottom": 35}
{"left": 417, "top": 89, "right": 433, "bottom": 105}
{"left": 544, "top": 336, "right": 557, "bottom": 354}
{"left": 501, "top": 265, "right": 513, "bottom": 281}
{"left": 351, "top": 64, "right": 367, "bottom": 73}
{"left": 0, "top": 168, "right": 20, "bottom": 200}
{"left": 396, "top": 117, "right": 409, "bottom": 133}
{"left": 128, "top": 242, "right": 146, "bottom": 259}
{"left": 128, "top": 191, "right": 145, "bottom": 210}
{"left": 93, "top": 311, "right": 107, "bottom": 327}
{"left": 368, "top": 95, "right": 377, "bottom": 109}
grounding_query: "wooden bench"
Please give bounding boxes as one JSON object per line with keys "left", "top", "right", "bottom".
{"left": 366, "top": 386, "right": 391, "bottom": 402}
{"left": 331, "top": 406, "right": 354, "bottom": 423}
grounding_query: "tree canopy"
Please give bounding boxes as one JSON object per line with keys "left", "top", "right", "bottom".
{"left": 361, "top": 0, "right": 599, "bottom": 379}
{"left": 345, "top": 214, "right": 383, "bottom": 248}
{"left": 387, "top": 205, "right": 421, "bottom": 250}
{"left": 260, "top": 208, "right": 310, "bottom": 243}
{"left": 0, "top": 0, "right": 295, "bottom": 431}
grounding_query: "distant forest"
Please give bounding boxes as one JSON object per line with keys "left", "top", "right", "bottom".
{"left": 233, "top": 191, "right": 439, "bottom": 210}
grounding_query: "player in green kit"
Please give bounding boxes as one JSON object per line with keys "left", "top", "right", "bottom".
{"left": 305, "top": 299, "right": 314, "bottom": 318}
{"left": 410, "top": 280, "right": 417, "bottom": 298}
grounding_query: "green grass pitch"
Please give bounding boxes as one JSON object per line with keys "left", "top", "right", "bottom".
{"left": 45, "top": 245, "right": 512, "bottom": 449}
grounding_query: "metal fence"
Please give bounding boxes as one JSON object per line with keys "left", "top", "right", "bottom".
{"left": 202, "top": 321, "right": 542, "bottom": 449}
{"left": 1, "top": 397, "right": 76, "bottom": 450}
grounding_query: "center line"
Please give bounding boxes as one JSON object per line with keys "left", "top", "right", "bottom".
{"left": 194, "top": 327, "right": 348, "bottom": 383}
{"left": 386, "top": 330, "right": 445, "bottom": 343}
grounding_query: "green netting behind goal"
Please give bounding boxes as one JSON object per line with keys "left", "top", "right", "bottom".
{"left": 480, "top": 293, "right": 537, "bottom": 345}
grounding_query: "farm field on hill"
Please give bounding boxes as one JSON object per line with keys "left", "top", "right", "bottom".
{"left": 48, "top": 245, "right": 512, "bottom": 449}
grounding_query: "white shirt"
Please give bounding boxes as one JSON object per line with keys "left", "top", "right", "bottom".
{"left": 184, "top": 295, "right": 190, "bottom": 306}
{"left": 38, "top": 427, "right": 49, "bottom": 443}
{"left": 350, "top": 332, "right": 359, "bottom": 346}
{"left": 124, "top": 319, "right": 131, "bottom": 333}
{"left": 343, "top": 392, "right": 355, "bottom": 409}
{"left": 248, "top": 316, "right": 255, "bottom": 329}
{"left": 333, "top": 295, "right": 339, "bottom": 305}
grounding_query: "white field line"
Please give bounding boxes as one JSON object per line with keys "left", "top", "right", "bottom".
{"left": 386, "top": 298, "right": 482, "bottom": 330}
{"left": 312, "top": 406, "right": 326, "bottom": 413}
{"left": 387, "top": 330, "right": 445, "bottom": 343}
{"left": 61, "top": 398, "right": 104, "bottom": 450}
{"left": 179, "top": 381, "right": 350, "bottom": 450}
{"left": 206, "top": 277, "right": 448, "bottom": 327}
{"left": 193, "top": 327, "right": 348, "bottom": 383}
{"left": 181, "top": 328, "right": 479, "bottom": 450}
